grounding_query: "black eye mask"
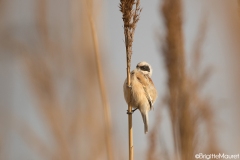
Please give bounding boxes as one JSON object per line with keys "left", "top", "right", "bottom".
{"left": 139, "top": 65, "right": 150, "bottom": 72}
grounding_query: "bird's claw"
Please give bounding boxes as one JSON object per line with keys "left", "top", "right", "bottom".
{"left": 126, "top": 108, "right": 138, "bottom": 114}
{"left": 126, "top": 110, "right": 133, "bottom": 114}
{"left": 132, "top": 108, "right": 138, "bottom": 112}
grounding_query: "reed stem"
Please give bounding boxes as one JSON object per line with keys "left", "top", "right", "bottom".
{"left": 119, "top": 0, "right": 141, "bottom": 159}
{"left": 86, "top": 1, "right": 114, "bottom": 159}
{"left": 126, "top": 49, "right": 133, "bottom": 160}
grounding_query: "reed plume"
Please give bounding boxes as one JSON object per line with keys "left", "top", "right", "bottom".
{"left": 162, "top": 0, "right": 188, "bottom": 158}
{"left": 161, "top": 0, "right": 219, "bottom": 159}
{"left": 119, "top": 0, "right": 141, "bottom": 159}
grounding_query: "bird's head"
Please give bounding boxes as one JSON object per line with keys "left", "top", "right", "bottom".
{"left": 136, "top": 61, "right": 152, "bottom": 77}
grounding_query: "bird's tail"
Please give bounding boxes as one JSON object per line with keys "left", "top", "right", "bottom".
{"left": 141, "top": 112, "right": 148, "bottom": 134}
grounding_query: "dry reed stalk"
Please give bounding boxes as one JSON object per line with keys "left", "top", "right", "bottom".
{"left": 21, "top": 1, "right": 105, "bottom": 160}
{"left": 0, "top": 0, "right": 108, "bottom": 159}
{"left": 161, "top": 0, "right": 219, "bottom": 159}
{"left": 68, "top": 0, "right": 108, "bottom": 159}
{"left": 119, "top": 0, "right": 141, "bottom": 159}
{"left": 238, "top": 0, "right": 240, "bottom": 15}
{"left": 33, "top": 1, "right": 72, "bottom": 159}
{"left": 161, "top": 0, "right": 208, "bottom": 159}
{"left": 161, "top": 0, "right": 186, "bottom": 159}
{"left": 85, "top": 1, "right": 114, "bottom": 160}
{"left": 24, "top": 54, "right": 72, "bottom": 160}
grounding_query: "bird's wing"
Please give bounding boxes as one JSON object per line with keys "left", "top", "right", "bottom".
{"left": 136, "top": 72, "right": 154, "bottom": 110}
{"left": 143, "top": 86, "right": 153, "bottom": 110}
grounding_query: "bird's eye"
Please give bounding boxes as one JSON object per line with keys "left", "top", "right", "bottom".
{"left": 140, "top": 65, "right": 150, "bottom": 72}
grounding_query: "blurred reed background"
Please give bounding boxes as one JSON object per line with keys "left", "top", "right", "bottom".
{"left": 0, "top": 0, "right": 113, "bottom": 159}
{"left": 1, "top": 0, "right": 240, "bottom": 160}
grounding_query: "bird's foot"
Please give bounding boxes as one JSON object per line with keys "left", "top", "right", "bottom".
{"left": 126, "top": 108, "right": 138, "bottom": 114}
{"left": 132, "top": 108, "right": 138, "bottom": 112}
{"left": 126, "top": 110, "right": 133, "bottom": 114}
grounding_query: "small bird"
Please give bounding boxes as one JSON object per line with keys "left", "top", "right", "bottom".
{"left": 123, "top": 61, "right": 157, "bottom": 134}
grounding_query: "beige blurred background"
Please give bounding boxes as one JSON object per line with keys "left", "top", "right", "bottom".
{"left": 0, "top": 0, "right": 240, "bottom": 160}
